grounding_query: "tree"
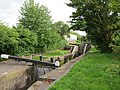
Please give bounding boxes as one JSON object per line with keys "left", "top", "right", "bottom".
{"left": 53, "top": 21, "right": 70, "bottom": 38}
{"left": 19, "top": 0, "right": 67, "bottom": 53}
{"left": 67, "top": 0, "right": 120, "bottom": 52}
{"left": 19, "top": 0, "right": 53, "bottom": 53}
{"left": 19, "top": 0, "right": 52, "bottom": 32}
{"left": 47, "top": 30, "right": 67, "bottom": 50}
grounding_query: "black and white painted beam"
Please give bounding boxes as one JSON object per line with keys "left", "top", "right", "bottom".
{"left": 1, "top": 54, "right": 10, "bottom": 59}
{"left": 0, "top": 54, "right": 59, "bottom": 67}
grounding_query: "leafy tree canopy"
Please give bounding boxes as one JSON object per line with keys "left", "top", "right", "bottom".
{"left": 112, "top": 29, "right": 120, "bottom": 51}
{"left": 15, "top": 25, "right": 38, "bottom": 55}
{"left": 67, "top": 0, "right": 120, "bottom": 52}
{"left": 19, "top": 0, "right": 52, "bottom": 32}
{"left": 0, "top": 22, "right": 19, "bottom": 55}
{"left": 53, "top": 21, "right": 70, "bottom": 38}
{"left": 19, "top": 0, "right": 68, "bottom": 53}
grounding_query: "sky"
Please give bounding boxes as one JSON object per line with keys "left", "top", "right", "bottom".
{"left": 0, "top": 0, "right": 74, "bottom": 26}
{"left": 0, "top": 0, "right": 86, "bottom": 35}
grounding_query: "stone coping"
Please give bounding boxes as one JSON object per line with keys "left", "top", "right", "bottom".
{"left": 28, "top": 54, "right": 84, "bottom": 90}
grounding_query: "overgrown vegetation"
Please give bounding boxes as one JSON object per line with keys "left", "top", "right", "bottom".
{"left": 0, "top": 23, "right": 19, "bottom": 55}
{"left": 49, "top": 48, "right": 120, "bottom": 90}
{"left": 0, "top": 0, "right": 69, "bottom": 55}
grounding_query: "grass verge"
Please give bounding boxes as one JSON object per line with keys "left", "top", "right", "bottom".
{"left": 49, "top": 49, "right": 120, "bottom": 90}
{"left": 32, "top": 49, "right": 69, "bottom": 60}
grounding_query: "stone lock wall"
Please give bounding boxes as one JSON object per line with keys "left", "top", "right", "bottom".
{"left": 0, "top": 66, "right": 36, "bottom": 90}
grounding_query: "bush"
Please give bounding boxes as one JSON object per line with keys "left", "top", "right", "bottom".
{"left": 15, "top": 26, "right": 37, "bottom": 55}
{"left": 112, "top": 30, "right": 120, "bottom": 51}
{"left": 0, "top": 23, "right": 19, "bottom": 55}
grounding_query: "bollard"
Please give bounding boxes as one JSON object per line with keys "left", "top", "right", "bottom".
{"left": 50, "top": 57, "right": 54, "bottom": 63}
{"left": 55, "top": 60, "right": 60, "bottom": 67}
{"left": 39, "top": 55, "right": 43, "bottom": 61}
{"left": 54, "top": 57, "right": 60, "bottom": 67}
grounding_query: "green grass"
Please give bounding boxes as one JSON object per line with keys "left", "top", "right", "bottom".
{"left": 32, "top": 55, "right": 42, "bottom": 60}
{"left": 49, "top": 48, "right": 120, "bottom": 90}
{"left": 43, "top": 50, "right": 69, "bottom": 56}
{"left": 32, "top": 49, "right": 69, "bottom": 60}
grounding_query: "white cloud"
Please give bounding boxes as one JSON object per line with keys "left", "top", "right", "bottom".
{"left": 0, "top": 0, "right": 24, "bottom": 26}
{"left": 35, "top": 0, "right": 74, "bottom": 23}
{"left": 0, "top": 0, "right": 74, "bottom": 26}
